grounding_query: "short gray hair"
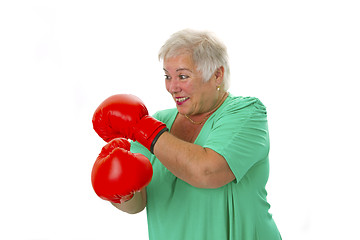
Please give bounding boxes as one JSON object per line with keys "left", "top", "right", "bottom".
{"left": 158, "top": 29, "right": 230, "bottom": 91}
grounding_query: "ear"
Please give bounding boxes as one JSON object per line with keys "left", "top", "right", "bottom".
{"left": 214, "top": 66, "right": 225, "bottom": 85}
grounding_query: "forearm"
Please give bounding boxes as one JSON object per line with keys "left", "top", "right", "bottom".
{"left": 111, "top": 188, "right": 146, "bottom": 214}
{"left": 153, "top": 132, "right": 215, "bottom": 188}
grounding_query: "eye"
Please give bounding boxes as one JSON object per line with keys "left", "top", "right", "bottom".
{"left": 164, "top": 75, "right": 171, "bottom": 80}
{"left": 179, "top": 74, "right": 189, "bottom": 80}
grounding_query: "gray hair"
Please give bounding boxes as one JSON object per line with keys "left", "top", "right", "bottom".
{"left": 158, "top": 29, "right": 230, "bottom": 91}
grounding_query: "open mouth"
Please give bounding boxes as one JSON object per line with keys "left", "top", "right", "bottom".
{"left": 175, "top": 97, "right": 190, "bottom": 105}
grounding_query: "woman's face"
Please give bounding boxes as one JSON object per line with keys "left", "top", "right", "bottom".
{"left": 163, "top": 53, "right": 222, "bottom": 117}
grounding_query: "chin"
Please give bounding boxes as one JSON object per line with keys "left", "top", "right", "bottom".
{"left": 176, "top": 106, "right": 187, "bottom": 115}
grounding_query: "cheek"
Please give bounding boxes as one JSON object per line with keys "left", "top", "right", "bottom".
{"left": 165, "top": 81, "right": 171, "bottom": 93}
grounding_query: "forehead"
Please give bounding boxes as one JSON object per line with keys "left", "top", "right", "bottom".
{"left": 163, "top": 53, "right": 196, "bottom": 71}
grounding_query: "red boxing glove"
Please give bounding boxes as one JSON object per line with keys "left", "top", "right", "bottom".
{"left": 91, "top": 138, "right": 153, "bottom": 204}
{"left": 92, "top": 94, "right": 168, "bottom": 153}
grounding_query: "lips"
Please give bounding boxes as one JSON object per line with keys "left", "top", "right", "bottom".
{"left": 175, "top": 97, "right": 189, "bottom": 105}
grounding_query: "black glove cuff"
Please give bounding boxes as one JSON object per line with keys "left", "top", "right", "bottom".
{"left": 150, "top": 127, "right": 169, "bottom": 154}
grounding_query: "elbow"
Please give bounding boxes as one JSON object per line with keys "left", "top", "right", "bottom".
{"left": 188, "top": 167, "right": 226, "bottom": 189}
{"left": 187, "top": 160, "right": 235, "bottom": 189}
{"left": 180, "top": 147, "right": 235, "bottom": 189}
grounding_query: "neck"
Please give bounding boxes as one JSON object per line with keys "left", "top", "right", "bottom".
{"left": 184, "top": 91, "right": 228, "bottom": 125}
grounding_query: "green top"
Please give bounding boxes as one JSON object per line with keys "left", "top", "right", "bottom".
{"left": 131, "top": 94, "right": 281, "bottom": 240}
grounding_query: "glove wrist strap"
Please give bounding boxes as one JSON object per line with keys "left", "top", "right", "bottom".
{"left": 150, "top": 127, "right": 168, "bottom": 154}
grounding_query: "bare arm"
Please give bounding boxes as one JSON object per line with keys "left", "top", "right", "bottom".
{"left": 111, "top": 188, "right": 147, "bottom": 214}
{"left": 153, "top": 132, "right": 235, "bottom": 189}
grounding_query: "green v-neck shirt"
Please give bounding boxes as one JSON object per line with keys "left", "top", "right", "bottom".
{"left": 131, "top": 93, "right": 281, "bottom": 240}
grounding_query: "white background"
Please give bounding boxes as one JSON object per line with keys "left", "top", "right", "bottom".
{"left": 1, "top": 0, "right": 359, "bottom": 239}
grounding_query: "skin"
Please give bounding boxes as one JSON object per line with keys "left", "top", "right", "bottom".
{"left": 113, "top": 53, "right": 235, "bottom": 214}
{"left": 164, "top": 53, "right": 223, "bottom": 119}
{"left": 154, "top": 53, "right": 235, "bottom": 188}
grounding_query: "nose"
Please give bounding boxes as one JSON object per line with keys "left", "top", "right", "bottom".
{"left": 166, "top": 79, "right": 181, "bottom": 94}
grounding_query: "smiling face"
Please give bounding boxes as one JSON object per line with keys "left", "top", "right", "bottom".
{"left": 163, "top": 53, "right": 224, "bottom": 117}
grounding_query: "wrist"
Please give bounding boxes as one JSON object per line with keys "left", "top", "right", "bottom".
{"left": 150, "top": 127, "right": 168, "bottom": 153}
{"left": 118, "top": 192, "right": 135, "bottom": 204}
{"left": 134, "top": 116, "right": 168, "bottom": 153}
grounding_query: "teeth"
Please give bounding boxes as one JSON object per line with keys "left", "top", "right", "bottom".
{"left": 176, "top": 97, "right": 189, "bottom": 102}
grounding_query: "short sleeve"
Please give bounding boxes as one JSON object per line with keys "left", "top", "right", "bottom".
{"left": 203, "top": 97, "right": 270, "bottom": 183}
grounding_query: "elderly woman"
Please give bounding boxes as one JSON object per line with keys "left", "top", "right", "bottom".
{"left": 91, "top": 29, "right": 282, "bottom": 240}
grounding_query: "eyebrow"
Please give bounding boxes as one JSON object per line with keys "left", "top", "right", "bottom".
{"left": 163, "top": 68, "right": 193, "bottom": 73}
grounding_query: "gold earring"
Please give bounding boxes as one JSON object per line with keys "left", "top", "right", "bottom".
{"left": 216, "top": 86, "right": 220, "bottom": 91}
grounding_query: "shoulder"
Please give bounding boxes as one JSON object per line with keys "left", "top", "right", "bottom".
{"left": 220, "top": 94, "right": 267, "bottom": 117}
